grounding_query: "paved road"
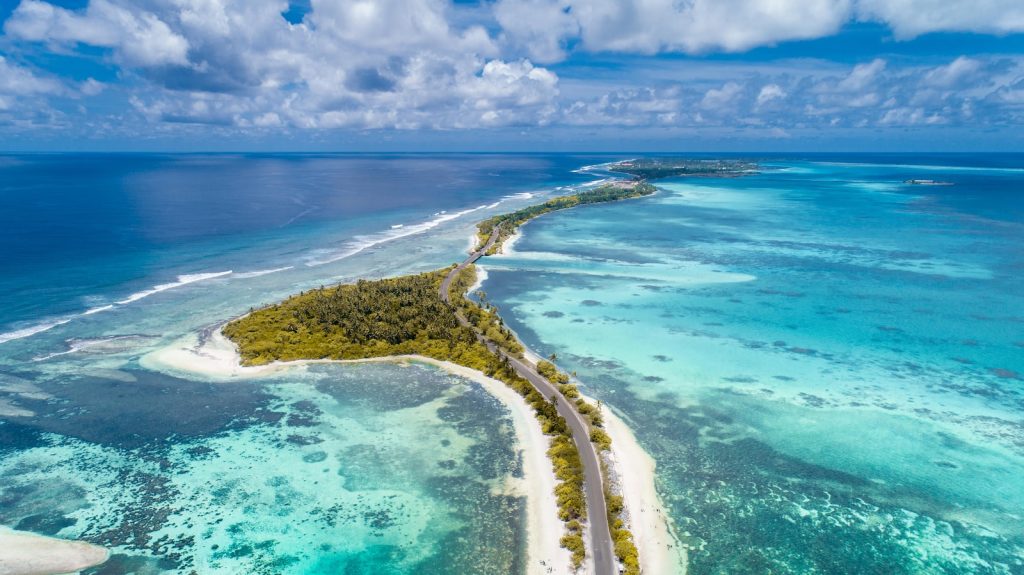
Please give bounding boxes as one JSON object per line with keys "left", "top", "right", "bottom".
{"left": 440, "top": 227, "right": 616, "bottom": 575}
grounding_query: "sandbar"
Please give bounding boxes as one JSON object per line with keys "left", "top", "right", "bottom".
{"left": 0, "top": 528, "right": 108, "bottom": 575}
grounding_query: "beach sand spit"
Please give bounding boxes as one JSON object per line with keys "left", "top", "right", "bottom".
{"left": 0, "top": 528, "right": 108, "bottom": 575}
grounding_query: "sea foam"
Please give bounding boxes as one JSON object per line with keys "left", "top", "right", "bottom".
{"left": 116, "top": 271, "right": 233, "bottom": 305}
{"left": 0, "top": 317, "right": 74, "bottom": 345}
{"left": 305, "top": 206, "right": 486, "bottom": 267}
{"left": 233, "top": 267, "right": 294, "bottom": 279}
{"left": 0, "top": 271, "right": 235, "bottom": 347}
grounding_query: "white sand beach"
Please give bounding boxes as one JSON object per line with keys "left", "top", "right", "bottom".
{"left": 602, "top": 407, "right": 687, "bottom": 574}
{"left": 145, "top": 318, "right": 681, "bottom": 574}
{"left": 0, "top": 528, "right": 108, "bottom": 575}
{"left": 518, "top": 345, "right": 684, "bottom": 574}
{"left": 144, "top": 331, "right": 572, "bottom": 574}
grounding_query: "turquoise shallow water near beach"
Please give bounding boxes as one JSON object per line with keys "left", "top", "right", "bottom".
{"left": 481, "top": 158, "right": 1024, "bottom": 574}
{"left": 0, "top": 362, "right": 525, "bottom": 574}
{"left": 0, "top": 154, "right": 603, "bottom": 573}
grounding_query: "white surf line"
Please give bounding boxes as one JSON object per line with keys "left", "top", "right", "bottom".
{"left": 304, "top": 203, "right": 498, "bottom": 267}
{"left": 0, "top": 317, "right": 74, "bottom": 345}
{"left": 0, "top": 271, "right": 237, "bottom": 347}
{"left": 573, "top": 159, "right": 637, "bottom": 173}
{"left": 116, "top": 271, "right": 234, "bottom": 305}
{"left": 30, "top": 335, "right": 145, "bottom": 362}
{"left": 5, "top": 186, "right": 558, "bottom": 348}
{"left": 233, "top": 266, "right": 294, "bottom": 279}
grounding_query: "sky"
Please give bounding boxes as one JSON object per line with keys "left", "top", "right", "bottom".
{"left": 0, "top": 0, "right": 1023, "bottom": 152}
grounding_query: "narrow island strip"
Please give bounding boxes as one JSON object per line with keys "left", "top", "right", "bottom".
{"left": 148, "top": 175, "right": 714, "bottom": 574}
{"left": 215, "top": 180, "right": 669, "bottom": 574}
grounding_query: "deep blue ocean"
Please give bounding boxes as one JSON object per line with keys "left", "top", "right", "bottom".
{"left": 1, "top": 153, "right": 1022, "bottom": 574}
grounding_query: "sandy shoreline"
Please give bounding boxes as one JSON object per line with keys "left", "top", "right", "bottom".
{"left": 513, "top": 346, "right": 682, "bottom": 574}
{"left": 145, "top": 247, "right": 682, "bottom": 574}
{"left": 602, "top": 407, "right": 687, "bottom": 574}
{"left": 0, "top": 528, "right": 108, "bottom": 575}
{"left": 143, "top": 332, "right": 572, "bottom": 574}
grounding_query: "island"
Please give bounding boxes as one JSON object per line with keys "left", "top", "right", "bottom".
{"left": 605, "top": 158, "right": 758, "bottom": 180}
{"left": 223, "top": 181, "right": 658, "bottom": 574}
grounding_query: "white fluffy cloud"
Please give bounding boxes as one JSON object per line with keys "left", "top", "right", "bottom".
{"left": 0, "top": 55, "right": 59, "bottom": 111}
{"left": 5, "top": 0, "right": 190, "bottom": 66}
{"left": 756, "top": 84, "right": 786, "bottom": 107}
{"left": 562, "top": 56, "right": 1024, "bottom": 129}
{"left": 856, "top": 0, "right": 1024, "bottom": 38}
{"left": 2, "top": 0, "right": 559, "bottom": 129}
{"left": 2, "top": 0, "right": 1023, "bottom": 136}
{"left": 0, "top": 56, "right": 61, "bottom": 98}
{"left": 496, "top": 0, "right": 1024, "bottom": 61}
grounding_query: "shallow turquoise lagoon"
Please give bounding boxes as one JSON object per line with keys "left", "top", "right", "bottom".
{"left": 481, "top": 159, "right": 1024, "bottom": 574}
{"left": 0, "top": 361, "right": 525, "bottom": 574}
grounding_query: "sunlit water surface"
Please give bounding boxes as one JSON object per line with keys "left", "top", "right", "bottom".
{"left": 481, "top": 156, "right": 1024, "bottom": 574}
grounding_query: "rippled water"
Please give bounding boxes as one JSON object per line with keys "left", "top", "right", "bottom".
{"left": 480, "top": 157, "right": 1024, "bottom": 574}
{"left": 0, "top": 153, "right": 610, "bottom": 573}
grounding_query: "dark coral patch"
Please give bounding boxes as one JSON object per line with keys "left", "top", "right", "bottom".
{"left": 990, "top": 368, "right": 1020, "bottom": 380}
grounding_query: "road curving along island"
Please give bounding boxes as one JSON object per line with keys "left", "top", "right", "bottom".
{"left": 223, "top": 180, "right": 658, "bottom": 574}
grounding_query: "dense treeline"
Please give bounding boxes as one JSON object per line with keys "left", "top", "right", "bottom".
{"left": 477, "top": 182, "right": 657, "bottom": 254}
{"left": 223, "top": 269, "right": 492, "bottom": 367}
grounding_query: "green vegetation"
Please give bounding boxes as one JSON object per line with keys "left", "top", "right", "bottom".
{"left": 537, "top": 359, "right": 569, "bottom": 384}
{"left": 606, "top": 158, "right": 758, "bottom": 180}
{"left": 225, "top": 269, "right": 477, "bottom": 365}
{"left": 224, "top": 265, "right": 588, "bottom": 569}
{"left": 476, "top": 181, "right": 657, "bottom": 254}
{"left": 607, "top": 494, "right": 641, "bottom": 575}
{"left": 224, "top": 182, "right": 658, "bottom": 573}
{"left": 531, "top": 322, "right": 639, "bottom": 574}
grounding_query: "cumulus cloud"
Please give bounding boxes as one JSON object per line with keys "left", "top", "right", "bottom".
{"left": 559, "top": 55, "right": 1024, "bottom": 129}
{"left": 0, "top": 56, "right": 66, "bottom": 129}
{"left": 2, "top": 0, "right": 1023, "bottom": 137}
{"left": 3, "top": 0, "right": 559, "bottom": 129}
{"left": 494, "top": 0, "right": 579, "bottom": 63}
{"left": 701, "top": 82, "right": 745, "bottom": 110}
{"left": 5, "top": 0, "right": 190, "bottom": 66}
{"left": 0, "top": 56, "right": 62, "bottom": 98}
{"left": 922, "top": 56, "right": 983, "bottom": 88}
{"left": 495, "top": 0, "right": 1024, "bottom": 61}
{"left": 563, "top": 86, "right": 682, "bottom": 126}
{"left": 856, "top": 0, "right": 1024, "bottom": 38}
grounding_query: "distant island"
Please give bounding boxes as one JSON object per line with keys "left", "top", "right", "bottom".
{"left": 605, "top": 158, "right": 758, "bottom": 180}
{"left": 904, "top": 179, "right": 954, "bottom": 186}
